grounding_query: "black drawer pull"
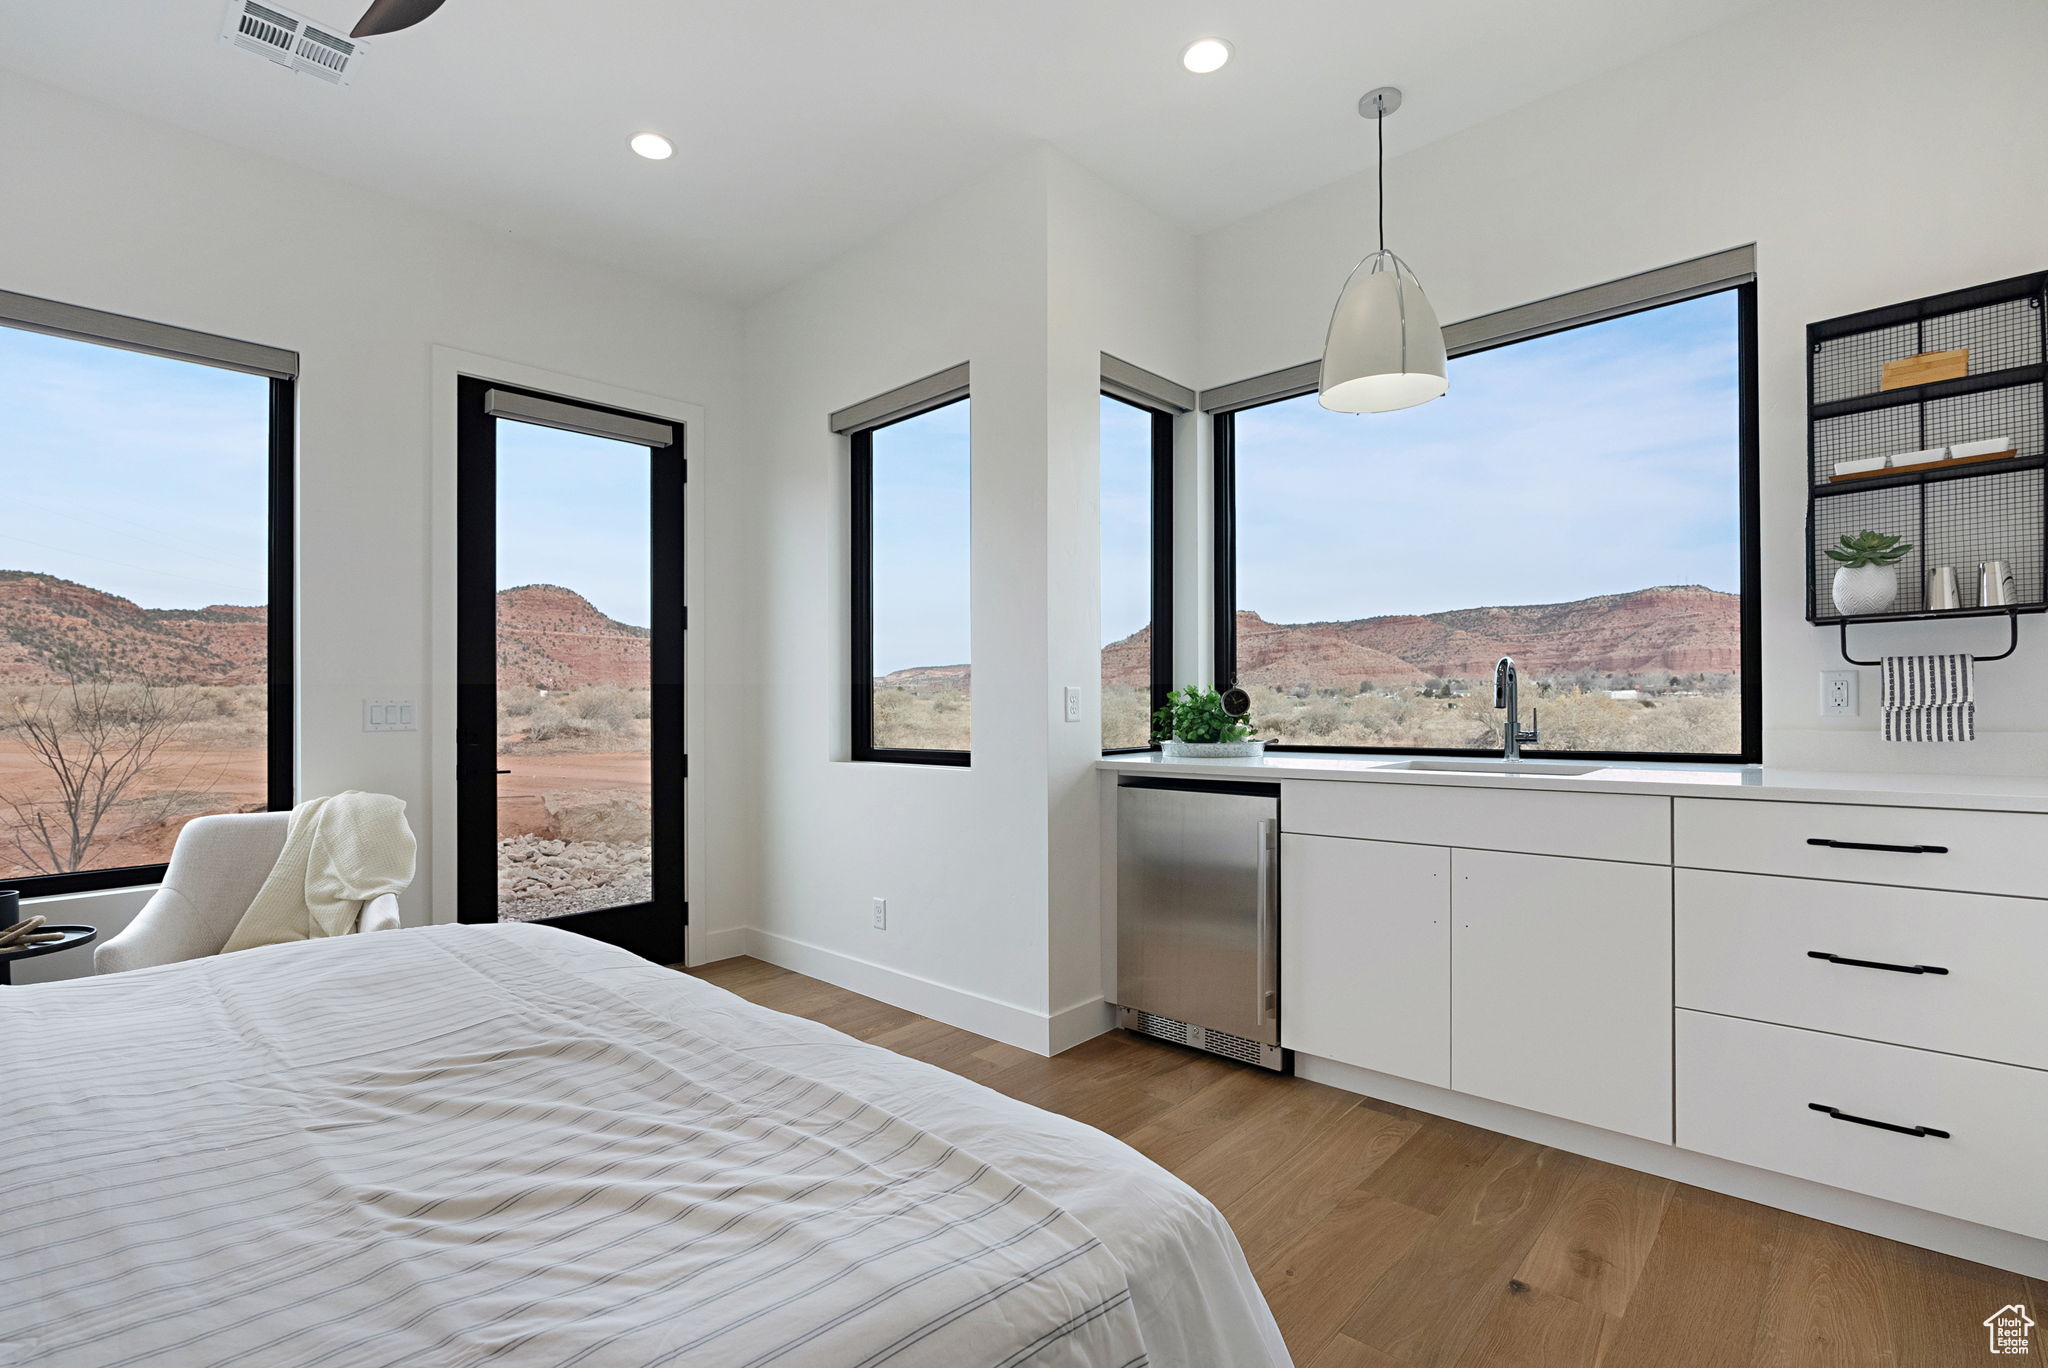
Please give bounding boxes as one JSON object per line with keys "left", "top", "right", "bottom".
{"left": 1809, "top": 1102, "right": 1950, "bottom": 1139}
{"left": 1807, "top": 950, "right": 1949, "bottom": 976}
{"left": 1805, "top": 838, "right": 1948, "bottom": 854}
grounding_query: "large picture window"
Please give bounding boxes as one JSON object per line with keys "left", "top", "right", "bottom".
{"left": 0, "top": 294, "right": 293, "bottom": 896}
{"left": 1100, "top": 392, "right": 1172, "bottom": 751}
{"left": 1214, "top": 265, "right": 1757, "bottom": 761}
{"left": 848, "top": 373, "right": 971, "bottom": 765}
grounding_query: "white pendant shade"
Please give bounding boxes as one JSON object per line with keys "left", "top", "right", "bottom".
{"left": 1319, "top": 249, "right": 1448, "bottom": 414}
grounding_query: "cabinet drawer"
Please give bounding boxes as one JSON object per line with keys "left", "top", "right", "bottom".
{"left": 1674, "top": 798, "right": 2048, "bottom": 897}
{"left": 1677, "top": 1010, "right": 2048, "bottom": 1240}
{"left": 1284, "top": 781, "right": 1669, "bottom": 865}
{"left": 1676, "top": 870, "right": 2048, "bottom": 1068}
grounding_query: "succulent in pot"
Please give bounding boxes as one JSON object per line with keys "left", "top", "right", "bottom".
{"left": 1824, "top": 529, "right": 1912, "bottom": 617}
{"left": 1151, "top": 685, "right": 1265, "bottom": 759}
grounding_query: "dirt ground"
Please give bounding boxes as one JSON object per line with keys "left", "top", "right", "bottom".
{"left": 0, "top": 740, "right": 267, "bottom": 878}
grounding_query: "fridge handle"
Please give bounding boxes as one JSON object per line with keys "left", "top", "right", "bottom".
{"left": 1256, "top": 818, "right": 1278, "bottom": 1032}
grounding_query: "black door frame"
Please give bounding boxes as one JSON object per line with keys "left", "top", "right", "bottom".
{"left": 454, "top": 376, "right": 687, "bottom": 963}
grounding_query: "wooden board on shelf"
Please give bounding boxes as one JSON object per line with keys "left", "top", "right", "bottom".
{"left": 1828, "top": 448, "right": 2016, "bottom": 483}
{"left": 1880, "top": 347, "right": 1969, "bottom": 390}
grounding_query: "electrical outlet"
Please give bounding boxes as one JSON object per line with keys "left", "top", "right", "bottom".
{"left": 363, "top": 699, "right": 417, "bottom": 732}
{"left": 1063, "top": 686, "right": 1081, "bottom": 723}
{"left": 871, "top": 898, "right": 887, "bottom": 930}
{"left": 1820, "top": 670, "right": 1859, "bottom": 718}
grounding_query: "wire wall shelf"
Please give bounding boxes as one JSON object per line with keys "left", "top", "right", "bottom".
{"left": 1806, "top": 270, "right": 2048, "bottom": 628}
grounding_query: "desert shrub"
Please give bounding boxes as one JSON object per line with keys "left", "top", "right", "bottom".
{"left": 524, "top": 701, "right": 591, "bottom": 743}
{"left": 565, "top": 685, "right": 635, "bottom": 734}
{"left": 500, "top": 686, "right": 544, "bottom": 717}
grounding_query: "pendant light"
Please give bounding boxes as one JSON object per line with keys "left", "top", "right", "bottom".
{"left": 1319, "top": 87, "right": 1448, "bottom": 414}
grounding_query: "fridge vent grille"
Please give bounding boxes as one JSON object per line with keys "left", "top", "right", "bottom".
{"left": 1128, "top": 1011, "right": 1190, "bottom": 1045}
{"left": 1123, "top": 1010, "right": 1276, "bottom": 1070}
{"left": 1200, "top": 1028, "right": 1266, "bottom": 1067}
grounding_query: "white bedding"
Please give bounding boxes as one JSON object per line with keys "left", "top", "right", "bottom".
{"left": 2, "top": 923, "right": 1288, "bottom": 1368}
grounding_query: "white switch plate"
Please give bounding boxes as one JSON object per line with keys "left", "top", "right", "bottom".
{"left": 363, "top": 698, "right": 418, "bottom": 732}
{"left": 1819, "top": 671, "right": 1859, "bottom": 717}
{"left": 871, "top": 898, "right": 887, "bottom": 930}
{"left": 1063, "top": 686, "right": 1081, "bottom": 723}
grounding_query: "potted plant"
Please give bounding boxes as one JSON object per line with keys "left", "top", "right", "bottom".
{"left": 1152, "top": 685, "right": 1265, "bottom": 759}
{"left": 1825, "top": 529, "right": 1912, "bottom": 616}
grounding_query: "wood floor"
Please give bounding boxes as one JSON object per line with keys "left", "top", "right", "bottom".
{"left": 686, "top": 957, "right": 2042, "bottom": 1368}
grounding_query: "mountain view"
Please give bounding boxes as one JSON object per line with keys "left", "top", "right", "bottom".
{"left": 875, "top": 585, "right": 1743, "bottom": 754}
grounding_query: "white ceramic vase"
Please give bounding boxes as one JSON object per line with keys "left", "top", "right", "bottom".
{"left": 1831, "top": 563, "right": 1898, "bottom": 617}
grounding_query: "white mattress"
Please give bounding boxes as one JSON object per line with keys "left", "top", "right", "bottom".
{"left": 2, "top": 923, "right": 1289, "bottom": 1367}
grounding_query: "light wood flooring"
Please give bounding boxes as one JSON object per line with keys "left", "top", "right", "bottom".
{"left": 687, "top": 956, "right": 2043, "bottom": 1368}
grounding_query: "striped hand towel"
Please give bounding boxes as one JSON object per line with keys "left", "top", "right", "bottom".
{"left": 1881, "top": 653, "right": 1975, "bottom": 708}
{"left": 1881, "top": 654, "right": 1976, "bottom": 742}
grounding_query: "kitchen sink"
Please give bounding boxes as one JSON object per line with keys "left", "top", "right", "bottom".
{"left": 1377, "top": 759, "right": 1606, "bottom": 777}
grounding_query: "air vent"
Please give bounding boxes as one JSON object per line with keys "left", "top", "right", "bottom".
{"left": 1117, "top": 1007, "right": 1285, "bottom": 1071}
{"left": 222, "top": 0, "right": 361, "bottom": 85}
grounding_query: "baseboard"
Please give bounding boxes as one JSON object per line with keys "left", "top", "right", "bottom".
{"left": 742, "top": 928, "right": 1106, "bottom": 1057}
{"left": 690, "top": 925, "right": 749, "bottom": 966}
{"left": 1296, "top": 1053, "right": 2048, "bottom": 1279}
{"left": 1047, "top": 995, "right": 1116, "bottom": 1055}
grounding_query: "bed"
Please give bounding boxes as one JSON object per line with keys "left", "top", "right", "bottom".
{"left": 2, "top": 922, "right": 1289, "bottom": 1367}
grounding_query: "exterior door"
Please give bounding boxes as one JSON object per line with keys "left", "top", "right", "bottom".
{"left": 455, "top": 378, "right": 685, "bottom": 961}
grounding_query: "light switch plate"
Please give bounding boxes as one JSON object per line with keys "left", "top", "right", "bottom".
{"left": 1819, "top": 671, "right": 1859, "bottom": 718}
{"left": 363, "top": 698, "right": 418, "bottom": 732}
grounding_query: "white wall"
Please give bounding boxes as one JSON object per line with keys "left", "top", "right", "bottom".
{"left": 738, "top": 151, "right": 1197, "bottom": 1050}
{"left": 1197, "top": 0, "right": 2048, "bottom": 775}
{"left": 0, "top": 70, "right": 751, "bottom": 976}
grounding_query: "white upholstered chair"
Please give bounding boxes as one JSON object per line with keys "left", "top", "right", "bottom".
{"left": 95, "top": 811, "right": 402, "bottom": 974}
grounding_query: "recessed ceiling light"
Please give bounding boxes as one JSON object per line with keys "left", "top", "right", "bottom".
{"left": 1182, "top": 38, "right": 1232, "bottom": 74}
{"left": 629, "top": 133, "right": 674, "bottom": 161}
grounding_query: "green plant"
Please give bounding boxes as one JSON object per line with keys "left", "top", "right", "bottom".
{"left": 1151, "top": 685, "right": 1254, "bottom": 745}
{"left": 1823, "top": 529, "right": 1912, "bottom": 568}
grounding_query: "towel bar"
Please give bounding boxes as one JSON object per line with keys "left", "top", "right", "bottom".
{"left": 1836, "top": 609, "right": 2019, "bottom": 667}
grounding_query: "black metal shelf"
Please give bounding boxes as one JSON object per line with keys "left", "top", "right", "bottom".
{"left": 1806, "top": 272, "right": 2048, "bottom": 625}
{"left": 1809, "top": 363, "right": 2046, "bottom": 421}
{"left": 1811, "top": 602, "right": 2046, "bottom": 628}
{"left": 1811, "top": 453, "right": 2045, "bottom": 499}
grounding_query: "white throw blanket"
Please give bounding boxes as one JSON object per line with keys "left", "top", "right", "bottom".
{"left": 222, "top": 791, "right": 415, "bottom": 952}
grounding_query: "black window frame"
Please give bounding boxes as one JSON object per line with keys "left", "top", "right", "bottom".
{"left": 850, "top": 394, "right": 973, "bottom": 767}
{"left": 0, "top": 314, "right": 295, "bottom": 900}
{"left": 1212, "top": 277, "right": 1761, "bottom": 765}
{"left": 1099, "top": 390, "right": 1175, "bottom": 754}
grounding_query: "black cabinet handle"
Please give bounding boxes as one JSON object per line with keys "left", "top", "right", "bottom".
{"left": 1807, "top": 950, "right": 1949, "bottom": 976}
{"left": 1809, "top": 1103, "right": 1949, "bottom": 1139}
{"left": 1805, "top": 838, "right": 1948, "bottom": 854}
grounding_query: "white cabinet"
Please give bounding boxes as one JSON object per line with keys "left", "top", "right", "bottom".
{"left": 1281, "top": 835, "right": 1449, "bottom": 1087}
{"left": 1674, "top": 798, "right": 2048, "bottom": 897}
{"left": 1450, "top": 849, "right": 1673, "bottom": 1143}
{"left": 1678, "top": 1009, "right": 2048, "bottom": 1240}
{"left": 1285, "top": 780, "right": 1670, "bottom": 865}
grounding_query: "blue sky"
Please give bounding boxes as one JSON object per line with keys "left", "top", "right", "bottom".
{"left": 1101, "top": 395, "right": 1153, "bottom": 646}
{"left": 0, "top": 326, "right": 270, "bottom": 609}
{"left": 1234, "top": 291, "right": 1741, "bottom": 623}
{"left": 496, "top": 420, "right": 652, "bottom": 627}
{"left": 870, "top": 399, "right": 972, "bottom": 675}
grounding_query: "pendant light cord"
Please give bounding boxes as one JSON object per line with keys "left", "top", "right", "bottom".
{"left": 1376, "top": 94, "right": 1386, "bottom": 254}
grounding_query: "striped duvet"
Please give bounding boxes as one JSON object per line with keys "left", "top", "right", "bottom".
{"left": 0, "top": 924, "right": 1247, "bottom": 1367}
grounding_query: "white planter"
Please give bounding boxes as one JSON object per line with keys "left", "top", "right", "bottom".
{"left": 1832, "top": 563, "right": 1899, "bottom": 617}
{"left": 1162, "top": 739, "right": 1267, "bottom": 759}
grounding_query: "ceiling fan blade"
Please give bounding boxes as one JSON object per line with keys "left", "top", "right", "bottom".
{"left": 350, "top": 0, "right": 449, "bottom": 38}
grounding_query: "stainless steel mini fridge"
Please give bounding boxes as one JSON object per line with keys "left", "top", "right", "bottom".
{"left": 1115, "top": 776, "right": 1284, "bottom": 1070}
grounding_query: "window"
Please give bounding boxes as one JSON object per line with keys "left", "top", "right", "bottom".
{"left": 0, "top": 292, "right": 293, "bottom": 897}
{"left": 1213, "top": 260, "right": 1757, "bottom": 760}
{"left": 1100, "top": 392, "right": 1173, "bottom": 750}
{"left": 846, "top": 369, "right": 971, "bottom": 765}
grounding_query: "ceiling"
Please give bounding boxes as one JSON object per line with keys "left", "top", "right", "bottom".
{"left": 0, "top": 0, "right": 1769, "bottom": 303}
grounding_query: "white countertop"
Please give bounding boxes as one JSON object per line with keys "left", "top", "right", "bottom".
{"left": 1095, "top": 751, "right": 2048, "bottom": 813}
